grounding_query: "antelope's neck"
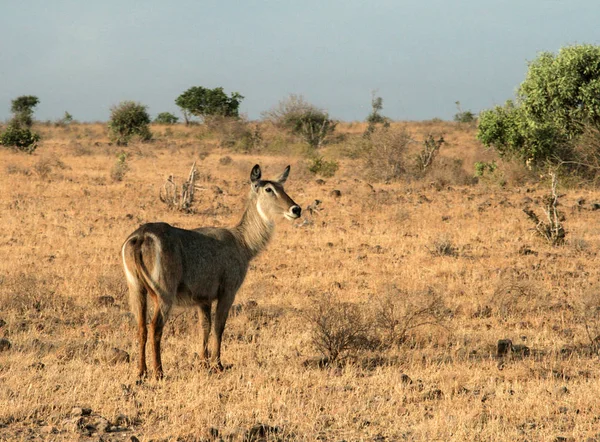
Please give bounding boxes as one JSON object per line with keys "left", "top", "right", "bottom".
{"left": 233, "top": 198, "right": 274, "bottom": 260}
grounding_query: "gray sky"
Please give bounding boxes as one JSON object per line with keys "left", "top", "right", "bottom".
{"left": 1, "top": 0, "right": 598, "bottom": 122}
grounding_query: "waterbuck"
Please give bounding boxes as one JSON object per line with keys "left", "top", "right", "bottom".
{"left": 121, "top": 164, "right": 301, "bottom": 379}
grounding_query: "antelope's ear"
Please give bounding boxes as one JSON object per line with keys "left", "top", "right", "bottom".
{"left": 250, "top": 164, "right": 262, "bottom": 183}
{"left": 276, "top": 165, "right": 291, "bottom": 184}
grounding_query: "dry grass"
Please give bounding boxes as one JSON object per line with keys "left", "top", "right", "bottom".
{"left": 1, "top": 122, "right": 600, "bottom": 441}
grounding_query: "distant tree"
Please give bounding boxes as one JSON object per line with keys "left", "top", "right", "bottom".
{"left": 108, "top": 101, "right": 152, "bottom": 146}
{"left": 154, "top": 112, "right": 179, "bottom": 124}
{"left": 478, "top": 44, "right": 600, "bottom": 170}
{"left": 0, "top": 95, "right": 41, "bottom": 153}
{"left": 175, "top": 86, "right": 244, "bottom": 125}
{"left": 365, "top": 92, "right": 390, "bottom": 136}
{"left": 10, "top": 95, "right": 39, "bottom": 128}
{"left": 11, "top": 95, "right": 39, "bottom": 115}
{"left": 453, "top": 101, "right": 476, "bottom": 123}
{"left": 55, "top": 111, "right": 74, "bottom": 127}
{"left": 366, "top": 93, "right": 387, "bottom": 124}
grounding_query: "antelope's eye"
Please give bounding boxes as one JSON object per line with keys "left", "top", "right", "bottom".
{"left": 265, "top": 187, "right": 273, "bottom": 193}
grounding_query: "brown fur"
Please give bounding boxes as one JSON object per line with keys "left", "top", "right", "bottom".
{"left": 121, "top": 165, "right": 300, "bottom": 379}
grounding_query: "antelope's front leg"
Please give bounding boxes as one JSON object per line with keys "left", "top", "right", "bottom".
{"left": 198, "top": 303, "right": 211, "bottom": 367}
{"left": 208, "top": 297, "right": 234, "bottom": 371}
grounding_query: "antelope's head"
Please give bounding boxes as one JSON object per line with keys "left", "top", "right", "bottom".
{"left": 250, "top": 164, "right": 301, "bottom": 222}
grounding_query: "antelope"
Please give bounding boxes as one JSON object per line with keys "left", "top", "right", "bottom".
{"left": 121, "top": 164, "right": 301, "bottom": 379}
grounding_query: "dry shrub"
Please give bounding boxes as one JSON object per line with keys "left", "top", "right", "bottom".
{"left": 5, "top": 163, "right": 31, "bottom": 176}
{"left": 427, "top": 236, "right": 458, "bottom": 257}
{"left": 523, "top": 173, "right": 566, "bottom": 246}
{"left": 359, "top": 127, "right": 411, "bottom": 181}
{"left": 159, "top": 162, "right": 198, "bottom": 212}
{"left": 33, "top": 155, "right": 68, "bottom": 179}
{"left": 375, "top": 286, "right": 449, "bottom": 348}
{"left": 0, "top": 273, "right": 74, "bottom": 316}
{"left": 302, "top": 293, "right": 376, "bottom": 364}
{"left": 576, "top": 288, "right": 600, "bottom": 349}
{"left": 425, "top": 157, "right": 474, "bottom": 187}
{"left": 488, "top": 279, "right": 545, "bottom": 318}
{"left": 69, "top": 141, "right": 93, "bottom": 156}
{"left": 208, "top": 116, "right": 262, "bottom": 153}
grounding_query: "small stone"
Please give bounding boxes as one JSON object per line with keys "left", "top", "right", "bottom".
{"left": 511, "top": 344, "right": 530, "bottom": 357}
{"left": 400, "top": 374, "right": 413, "bottom": 385}
{"left": 497, "top": 339, "right": 513, "bottom": 357}
{"left": 315, "top": 179, "right": 326, "bottom": 185}
{"left": 39, "top": 425, "right": 57, "bottom": 434}
{"left": 71, "top": 406, "right": 92, "bottom": 417}
{"left": 554, "top": 386, "right": 569, "bottom": 396}
{"left": 0, "top": 339, "right": 11, "bottom": 352}
{"left": 96, "top": 296, "right": 115, "bottom": 306}
{"left": 0, "top": 319, "right": 6, "bottom": 328}
{"left": 330, "top": 189, "right": 342, "bottom": 198}
{"left": 423, "top": 389, "right": 444, "bottom": 400}
{"left": 129, "top": 437, "right": 141, "bottom": 442}
{"left": 107, "top": 348, "right": 130, "bottom": 365}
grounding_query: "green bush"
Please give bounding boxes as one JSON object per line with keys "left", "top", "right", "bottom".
{"left": 110, "top": 152, "right": 129, "bottom": 182}
{"left": 285, "top": 109, "right": 337, "bottom": 149}
{"left": 308, "top": 155, "right": 339, "bottom": 177}
{"left": 108, "top": 101, "right": 152, "bottom": 146}
{"left": 0, "top": 125, "right": 40, "bottom": 153}
{"left": 263, "top": 94, "right": 336, "bottom": 149}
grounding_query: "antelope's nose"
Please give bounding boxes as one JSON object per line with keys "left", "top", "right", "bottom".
{"left": 291, "top": 205, "right": 302, "bottom": 217}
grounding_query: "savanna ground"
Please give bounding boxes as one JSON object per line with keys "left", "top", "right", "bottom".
{"left": 1, "top": 121, "right": 600, "bottom": 441}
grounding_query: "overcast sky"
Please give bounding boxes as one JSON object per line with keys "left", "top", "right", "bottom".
{"left": 1, "top": 0, "right": 598, "bottom": 122}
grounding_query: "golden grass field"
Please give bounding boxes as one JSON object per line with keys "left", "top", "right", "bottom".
{"left": 1, "top": 122, "right": 600, "bottom": 441}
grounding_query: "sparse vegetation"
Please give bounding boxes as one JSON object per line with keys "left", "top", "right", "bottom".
{"left": 2, "top": 120, "right": 600, "bottom": 441}
{"left": 307, "top": 155, "right": 339, "bottom": 177}
{"left": 358, "top": 126, "right": 411, "bottom": 181}
{"left": 110, "top": 152, "right": 129, "bottom": 182}
{"left": 365, "top": 92, "right": 390, "bottom": 136}
{"left": 414, "top": 134, "right": 445, "bottom": 174}
{"left": 453, "top": 101, "right": 476, "bottom": 124}
{"left": 523, "top": 172, "right": 566, "bottom": 246}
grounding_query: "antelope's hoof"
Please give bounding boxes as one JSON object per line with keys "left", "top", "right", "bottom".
{"left": 209, "top": 362, "right": 225, "bottom": 373}
{"left": 136, "top": 370, "right": 148, "bottom": 385}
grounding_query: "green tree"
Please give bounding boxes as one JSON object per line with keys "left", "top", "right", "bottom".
{"left": 11, "top": 95, "right": 39, "bottom": 116}
{"left": 366, "top": 93, "right": 387, "bottom": 124}
{"left": 175, "top": 86, "right": 243, "bottom": 124}
{"left": 108, "top": 101, "right": 152, "bottom": 146}
{"left": 154, "top": 112, "right": 179, "bottom": 124}
{"left": 478, "top": 44, "right": 600, "bottom": 168}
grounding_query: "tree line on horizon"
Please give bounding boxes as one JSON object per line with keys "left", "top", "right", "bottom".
{"left": 1, "top": 44, "right": 600, "bottom": 181}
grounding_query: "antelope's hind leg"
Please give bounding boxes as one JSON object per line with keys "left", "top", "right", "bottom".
{"left": 149, "top": 295, "right": 171, "bottom": 380}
